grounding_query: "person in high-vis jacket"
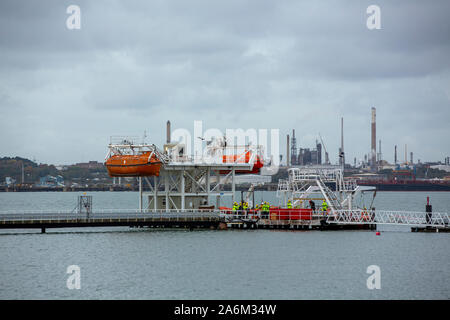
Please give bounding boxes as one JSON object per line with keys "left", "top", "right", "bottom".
{"left": 262, "top": 202, "right": 269, "bottom": 219}
{"left": 261, "top": 202, "right": 266, "bottom": 218}
{"left": 322, "top": 200, "right": 328, "bottom": 214}
{"left": 287, "top": 200, "right": 292, "bottom": 209}
{"left": 242, "top": 202, "right": 249, "bottom": 217}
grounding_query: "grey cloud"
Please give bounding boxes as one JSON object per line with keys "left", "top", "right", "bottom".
{"left": 0, "top": 0, "right": 449, "bottom": 164}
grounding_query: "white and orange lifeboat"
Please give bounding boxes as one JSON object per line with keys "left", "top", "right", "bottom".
{"left": 105, "top": 151, "right": 162, "bottom": 177}
{"left": 219, "top": 151, "right": 264, "bottom": 174}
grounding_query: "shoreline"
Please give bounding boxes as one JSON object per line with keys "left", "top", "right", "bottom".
{"left": 1, "top": 187, "right": 450, "bottom": 192}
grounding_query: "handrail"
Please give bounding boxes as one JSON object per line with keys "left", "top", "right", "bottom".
{"left": 0, "top": 208, "right": 222, "bottom": 222}
{"left": 1, "top": 208, "right": 448, "bottom": 228}
{"left": 330, "top": 209, "right": 450, "bottom": 227}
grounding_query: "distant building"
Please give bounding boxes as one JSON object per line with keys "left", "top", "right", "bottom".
{"left": 430, "top": 165, "right": 450, "bottom": 173}
{"left": 5, "top": 177, "right": 16, "bottom": 186}
{"left": 298, "top": 142, "right": 322, "bottom": 166}
{"left": 378, "top": 163, "right": 396, "bottom": 171}
{"left": 39, "top": 175, "right": 64, "bottom": 187}
{"left": 73, "top": 161, "right": 105, "bottom": 169}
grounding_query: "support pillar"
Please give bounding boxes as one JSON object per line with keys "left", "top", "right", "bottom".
{"left": 139, "top": 177, "right": 143, "bottom": 212}
{"left": 181, "top": 170, "right": 185, "bottom": 210}
{"left": 165, "top": 172, "right": 169, "bottom": 210}
{"left": 206, "top": 167, "right": 210, "bottom": 206}
{"left": 154, "top": 176, "right": 158, "bottom": 210}
{"left": 231, "top": 168, "right": 235, "bottom": 205}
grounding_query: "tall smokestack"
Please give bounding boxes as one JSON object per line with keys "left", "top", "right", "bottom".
{"left": 286, "top": 134, "right": 290, "bottom": 166}
{"left": 378, "top": 139, "right": 382, "bottom": 163}
{"left": 371, "top": 107, "right": 376, "bottom": 169}
{"left": 410, "top": 152, "right": 413, "bottom": 164}
{"left": 394, "top": 145, "right": 397, "bottom": 164}
{"left": 405, "top": 144, "right": 407, "bottom": 164}
{"left": 341, "top": 117, "right": 345, "bottom": 166}
{"left": 166, "top": 120, "right": 171, "bottom": 143}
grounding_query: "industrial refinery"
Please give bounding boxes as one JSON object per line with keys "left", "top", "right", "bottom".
{"left": 284, "top": 107, "right": 450, "bottom": 191}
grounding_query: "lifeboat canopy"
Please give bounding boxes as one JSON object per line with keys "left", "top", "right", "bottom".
{"left": 105, "top": 138, "right": 168, "bottom": 177}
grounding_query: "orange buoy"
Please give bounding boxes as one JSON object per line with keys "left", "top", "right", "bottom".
{"left": 376, "top": 231, "right": 381, "bottom": 236}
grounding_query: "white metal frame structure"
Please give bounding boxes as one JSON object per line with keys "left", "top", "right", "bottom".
{"left": 105, "top": 136, "right": 170, "bottom": 164}
{"left": 277, "top": 166, "right": 375, "bottom": 215}
{"left": 106, "top": 136, "right": 265, "bottom": 212}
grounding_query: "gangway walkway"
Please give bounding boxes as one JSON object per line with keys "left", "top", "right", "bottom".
{"left": 0, "top": 209, "right": 222, "bottom": 232}
{"left": 328, "top": 209, "right": 450, "bottom": 228}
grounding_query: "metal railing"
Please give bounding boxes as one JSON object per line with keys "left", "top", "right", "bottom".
{"left": 289, "top": 167, "right": 341, "bottom": 182}
{"left": 219, "top": 209, "right": 324, "bottom": 222}
{"left": 0, "top": 208, "right": 221, "bottom": 223}
{"left": 330, "top": 209, "right": 450, "bottom": 227}
{"left": 2, "top": 208, "right": 448, "bottom": 228}
{"left": 341, "top": 179, "right": 358, "bottom": 192}
{"left": 0, "top": 208, "right": 324, "bottom": 223}
{"left": 106, "top": 142, "right": 170, "bottom": 164}
{"left": 316, "top": 175, "right": 342, "bottom": 213}
{"left": 167, "top": 145, "right": 263, "bottom": 166}
{"left": 276, "top": 179, "right": 289, "bottom": 195}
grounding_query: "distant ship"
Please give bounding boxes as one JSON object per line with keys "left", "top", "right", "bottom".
{"left": 356, "top": 168, "right": 450, "bottom": 191}
{"left": 357, "top": 179, "right": 450, "bottom": 191}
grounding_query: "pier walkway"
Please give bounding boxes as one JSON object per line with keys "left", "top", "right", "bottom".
{"left": 0, "top": 209, "right": 222, "bottom": 232}
{"left": 329, "top": 209, "right": 450, "bottom": 228}
{"left": 0, "top": 209, "right": 448, "bottom": 232}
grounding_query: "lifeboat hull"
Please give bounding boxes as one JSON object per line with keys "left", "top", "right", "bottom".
{"left": 219, "top": 155, "right": 264, "bottom": 175}
{"left": 105, "top": 152, "right": 162, "bottom": 177}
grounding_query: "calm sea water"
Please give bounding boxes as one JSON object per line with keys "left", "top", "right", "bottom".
{"left": 0, "top": 191, "right": 449, "bottom": 299}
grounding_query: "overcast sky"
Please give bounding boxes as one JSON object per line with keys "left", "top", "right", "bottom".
{"left": 0, "top": 0, "right": 449, "bottom": 165}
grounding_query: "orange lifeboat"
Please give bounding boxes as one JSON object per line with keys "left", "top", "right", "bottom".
{"left": 219, "top": 151, "right": 264, "bottom": 174}
{"left": 105, "top": 151, "right": 162, "bottom": 177}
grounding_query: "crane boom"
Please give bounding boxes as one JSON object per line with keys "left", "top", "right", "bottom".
{"left": 319, "top": 133, "right": 330, "bottom": 165}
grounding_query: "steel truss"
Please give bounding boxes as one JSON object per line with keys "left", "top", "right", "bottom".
{"left": 137, "top": 140, "right": 264, "bottom": 211}
{"left": 277, "top": 166, "right": 373, "bottom": 213}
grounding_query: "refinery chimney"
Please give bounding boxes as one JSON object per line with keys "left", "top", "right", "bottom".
{"left": 166, "top": 120, "right": 171, "bottom": 143}
{"left": 291, "top": 129, "right": 297, "bottom": 165}
{"left": 405, "top": 144, "right": 407, "bottom": 164}
{"left": 377, "top": 139, "right": 382, "bottom": 164}
{"left": 394, "top": 145, "right": 397, "bottom": 164}
{"left": 340, "top": 117, "right": 345, "bottom": 166}
{"left": 286, "top": 134, "right": 290, "bottom": 166}
{"left": 371, "top": 107, "right": 376, "bottom": 170}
